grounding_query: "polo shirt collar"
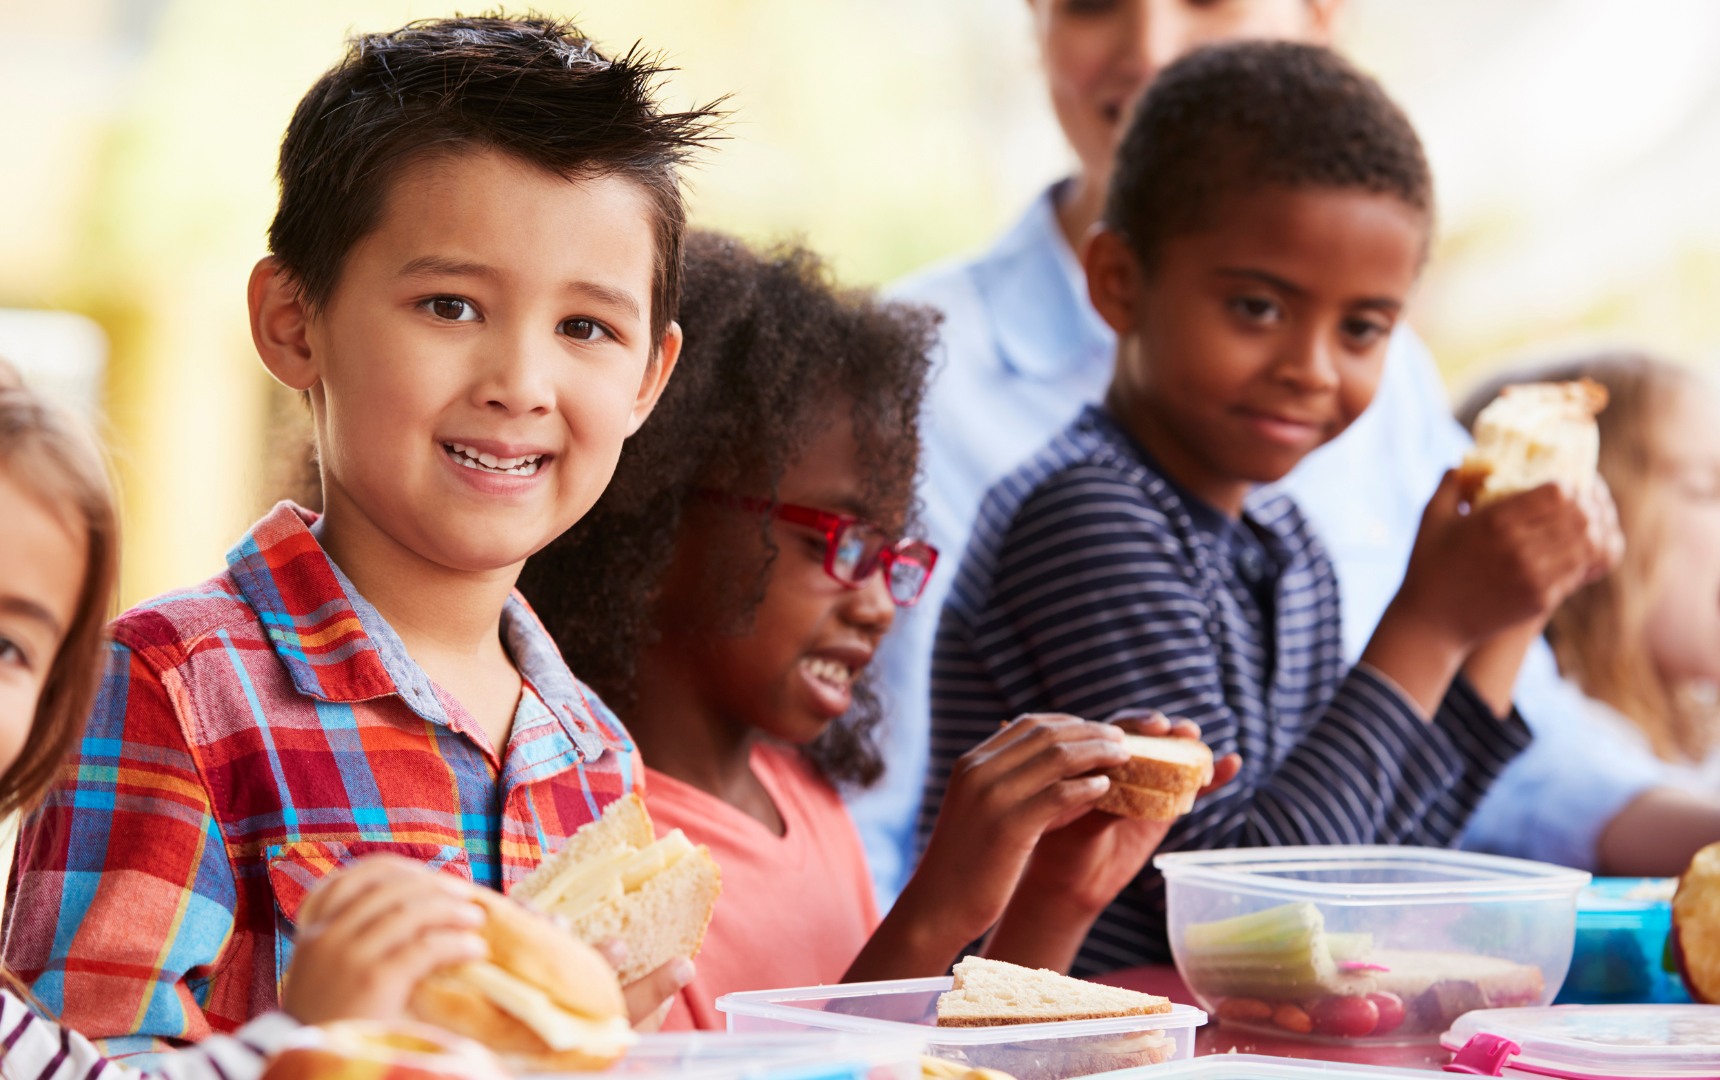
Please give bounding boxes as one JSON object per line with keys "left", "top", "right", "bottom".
{"left": 225, "top": 502, "right": 607, "bottom": 759}
{"left": 973, "top": 182, "right": 1115, "bottom": 380}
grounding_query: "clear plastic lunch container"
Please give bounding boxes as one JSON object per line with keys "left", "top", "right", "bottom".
{"left": 1556, "top": 879, "right": 1690, "bottom": 1005}
{"left": 600, "top": 1031, "right": 923, "bottom": 1080}
{"left": 1155, "top": 846, "right": 1590, "bottom": 1046}
{"left": 1441, "top": 1003, "right": 1720, "bottom": 1079}
{"left": 716, "top": 977, "right": 1207, "bottom": 1080}
{"left": 1085, "top": 1052, "right": 1448, "bottom": 1080}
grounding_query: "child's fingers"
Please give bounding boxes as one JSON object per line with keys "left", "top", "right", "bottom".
{"left": 971, "top": 716, "right": 1126, "bottom": 778}
{"left": 622, "top": 957, "right": 695, "bottom": 1029}
{"left": 306, "top": 875, "right": 484, "bottom": 951}
{"left": 596, "top": 939, "right": 629, "bottom": 971}
{"left": 978, "top": 713, "right": 1096, "bottom": 756}
{"left": 1108, "top": 711, "right": 1172, "bottom": 737}
{"left": 371, "top": 925, "right": 489, "bottom": 983}
{"left": 1200, "top": 752, "right": 1243, "bottom": 796}
{"left": 1016, "top": 775, "right": 1112, "bottom": 832}
{"left": 324, "top": 894, "right": 489, "bottom": 971}
{"left": 1425, "top": 469, "right": 1468, "bottom": 518}
{"left": 992, "top": 733, "right": 1134, "bottom": 802}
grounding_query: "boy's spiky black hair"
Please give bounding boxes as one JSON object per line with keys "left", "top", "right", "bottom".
{"left": 519, "top": 231, "right": 937, "bottom": 789}
{"left": 1105, "top": 40, "right": 1433, "bottom": 270}
{"left": 268, "top": 13, "right": 721, "bottom": 348}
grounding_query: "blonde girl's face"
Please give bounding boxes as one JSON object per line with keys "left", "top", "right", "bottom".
{"left": 1643, "top": 385, "right": 1720, "bottom": 686}
{"left": 0, "top": 467, "right": 87, "bottom": 775}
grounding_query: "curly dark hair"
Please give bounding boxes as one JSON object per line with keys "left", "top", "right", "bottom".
{"left": 519, "top": 231, "right": 936, "bottom": 789}
{"left": 1105, "top": 40, "right": 1434, "bottom": 271}
{"left": 270, "top": 13, "right": 721, "bottom": 349}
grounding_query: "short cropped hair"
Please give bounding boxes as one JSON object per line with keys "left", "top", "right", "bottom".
{"left": 520, "top": 232, "right": 937, "bottom": 789}
{"left": 268, "top": 14, "right": 719, "bottom": 349}
{"left": 1105, "top": 41, "right": 1433, "bottom": 270}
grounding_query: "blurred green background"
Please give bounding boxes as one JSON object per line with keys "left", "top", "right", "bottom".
{"left": 4, "top": 0, "right": 1720, "bottom": 606}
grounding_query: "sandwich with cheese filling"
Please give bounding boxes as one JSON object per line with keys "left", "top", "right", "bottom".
{"left": 408, "top": 889, "right": 635, "bottom": 1072}
{"left": 516, "top": 793, "right": 722, "bottom": 984}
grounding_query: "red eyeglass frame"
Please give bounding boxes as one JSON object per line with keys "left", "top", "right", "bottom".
{"left": 695, "top": 489, "right": 939, "bottom": 607}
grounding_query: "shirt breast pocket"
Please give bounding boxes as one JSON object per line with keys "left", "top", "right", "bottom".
{"left": 264, "top": 839, "right": 473, "bottom": 994}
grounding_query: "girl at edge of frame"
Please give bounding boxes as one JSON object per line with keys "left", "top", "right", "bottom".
{"left": 518, "top": 231, "right": 1238, "bottom": 1032}
{"left": 0, "top": 360, "right": 497, "bottom": 1078}
{"left": 1461, "top": 353, "right": 1720, "bottom": 790}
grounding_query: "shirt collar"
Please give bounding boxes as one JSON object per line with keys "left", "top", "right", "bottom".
{"left": 225, "top": 502, "right": 608, "bottom": 760}
{"left": 1078, "top": 405, "right": 1307, "bottom": 567}
{"left": 973, "top": 182, "right": 1115, "bottom": 380}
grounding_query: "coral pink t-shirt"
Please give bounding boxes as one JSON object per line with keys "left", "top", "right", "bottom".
{"left": 647, "top": 743, "right": 881, "bottom": 1031}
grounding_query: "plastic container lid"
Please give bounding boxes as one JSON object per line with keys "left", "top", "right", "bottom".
{"left": 606, "top": 1031, "right": 924, "bottom": 1080}
{"left": 1085, "top": 1052, "right": 1441, "bottom": 1079}
{"left": 716, "top": 977, "right": 1207, "bottom": 1045}
{"left": 1441, "top": 1005, "right": 1720, "bottom": 1079}
{"left": 1155, "top": 846, "right": 1591, "bottom": 905}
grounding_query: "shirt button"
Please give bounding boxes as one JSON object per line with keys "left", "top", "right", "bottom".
{"left": 1238, "top": 548, "right": 1266, "bottom": 583}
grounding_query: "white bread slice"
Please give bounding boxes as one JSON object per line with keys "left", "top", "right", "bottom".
{"left": 936, "top": 956, "right": 1171, "bottom": 1027}
{"left": 1462, "top": 379, "right": 1607, "bottom": 506}
{"left": 1095, "top": 735, "right": 1213, "bottom": 821}
{"left": 516, "top": 794, "right": 721, "bottom": 984}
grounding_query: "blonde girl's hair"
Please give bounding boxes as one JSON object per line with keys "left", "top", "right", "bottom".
{"left": 0, "top": 360, "right": 121, "bottom": 817}
{"left": 1458, "top": 351, "right": 1716, "bottom": 764}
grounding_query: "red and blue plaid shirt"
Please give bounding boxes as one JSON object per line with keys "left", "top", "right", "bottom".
{"left": 3, "top": 503, "right": 639, "bottom": 1058}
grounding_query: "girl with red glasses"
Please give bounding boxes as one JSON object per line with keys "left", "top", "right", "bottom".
{"left": 520, "top": 232, "right": 1234, "bottom": 1030}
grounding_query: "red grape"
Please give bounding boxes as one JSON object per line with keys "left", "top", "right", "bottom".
{"left": 1368, "top": 991, "right": 1407, "bottom": 1035}
{"left": 1310, "top": 994, "right": 1379, "bottom": 1038}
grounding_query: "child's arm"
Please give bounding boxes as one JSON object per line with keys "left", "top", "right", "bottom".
{"left": 280, "top": 855, "right": 488, "bottom": 1023}
{"left": 982, "top": 715, "right": 1239, "bottom": 973}
{"left": 0, "top": 989, "right": 301, "bottom": 1080}
{"left": 923, "top": 465, "right": 1554, "bottom": 877}
{"left": 842, "top": 714, "right": 1134, "bottom": 983}
{"left": 1361, "top": 472, "right": 1621, "bottom": 717}
{"left": 4, "top": 643, "right": 237, "bottom": 1056}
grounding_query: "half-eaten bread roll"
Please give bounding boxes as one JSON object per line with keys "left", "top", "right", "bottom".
{"left": 1461, "top": 379, "right": 1608, "bottom": 506}
{"left": 408, "top": 889, "right": 634, "bottom": 1072}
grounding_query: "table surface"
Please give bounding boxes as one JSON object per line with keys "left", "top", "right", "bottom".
{"left": 1099, "top": 966, "right": 1451, "bottom": 1072}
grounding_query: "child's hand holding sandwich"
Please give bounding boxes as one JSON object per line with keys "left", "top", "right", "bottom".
{"left": 846, "top": 712, "right": 1235, "bottom": 981}
{"left": 985, "top": 712, "right": 1240, "bottom": 972}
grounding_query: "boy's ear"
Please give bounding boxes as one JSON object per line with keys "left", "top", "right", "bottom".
{"left": 627, "top": 320, "right": 683, "bottom": 436}
{"left": 1084, "top": 227, "right": 1147, "bottom": 337}
{"left": 248, "top": 256, "right": 320, "bottom": 392}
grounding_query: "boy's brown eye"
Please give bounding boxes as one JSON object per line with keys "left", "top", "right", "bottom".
{"left": 428, "top": 297, "right": 475, "bottom": 322}
{"left": 561, "top": 318, "right": 608, "bottom": 342}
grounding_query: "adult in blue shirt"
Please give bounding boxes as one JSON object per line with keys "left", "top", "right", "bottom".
{"left": 852, "top": 0, "right": 1718, "bottom": 905}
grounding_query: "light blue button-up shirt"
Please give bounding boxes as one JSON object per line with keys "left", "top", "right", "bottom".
{"left": 852, "top": 186, "right": 1661, "bottom": 904}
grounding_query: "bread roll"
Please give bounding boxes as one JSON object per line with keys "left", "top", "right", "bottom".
{"left": 1462, "top": 379, "right": 1608, "bottom": 505}
{"left": 408, "top": 889, "right": 633, "bottom": 1072}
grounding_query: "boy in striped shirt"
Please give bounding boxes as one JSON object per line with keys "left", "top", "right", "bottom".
{"left": 924, "top": 42, "right": 1622, "bottom": 974}
{"left": 5, "top": 15, "right": 714, "bottom": 1054}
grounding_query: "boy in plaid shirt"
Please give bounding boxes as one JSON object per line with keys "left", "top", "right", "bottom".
{"left": 4, "top": 15, "right": 716, "bottom": 1055}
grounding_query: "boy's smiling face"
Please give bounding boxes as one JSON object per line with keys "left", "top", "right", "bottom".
{"left": 256, "top": 148, "right": 677, "bottom": 575}
{"left": 1090, "top": 184, "right": 1426, "bottom": 516}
